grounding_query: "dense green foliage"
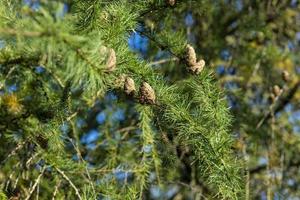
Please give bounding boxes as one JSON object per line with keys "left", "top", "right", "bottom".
{"left": 0, "top": 0, "right": 300, "bottom": 200}
{"left": 0, "top": 0, "right": 241, "bottom": 199}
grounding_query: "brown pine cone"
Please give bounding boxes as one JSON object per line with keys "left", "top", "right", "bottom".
{"left": 139, "top": 82, "right": 156, "bottom": 104}
{"left": 188, "top": 59, "right": 205, "bottom": 74}
{"left": 185, "top": 44, "right": 197, "bottom": 67}
{"left": 124, "top": 77, "right": 136, "bottom": 95}
{"left": 106, "top": 48, "right": 116, "bottom": 72}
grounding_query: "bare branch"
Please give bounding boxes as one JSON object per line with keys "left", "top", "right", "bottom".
{"left": 1, "top": 141, "right": 26, "bottom": 165}
{"left": 25, "top": 167, "right": 46, "bottom": 200}
{"left": 51, "top": 180, "right": 61, "bottom": 200}
{"left": 149, "top": 57, "right": 179, "bottom": 66}
{"left": 55, "top": 167, "right": 83, "bottom": 200}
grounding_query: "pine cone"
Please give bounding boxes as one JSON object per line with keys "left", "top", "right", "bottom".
{"left": 115, "top": 74, "right": 126, "bottom": 88}
{"left": 167, "top": 0, "right": 176, "bottom": 6}
{"left": 189, "top": 59, "right": 205, "bottom": 74}
{"left": 124, "top": 77, "right": 136, "bottom": 95}
{"left": 185, "top": 44, "right": 197, "bottom": 66}
{"left": 139, "top": 82, "right": 156, "bottom": 104}
{"left": 272, "top": 85, "right": 282, "bottom": 97}
{"left": 282, "top": 70, "right": 290, "bottom": 82}
{"left": 106, "top": 48, "right": 116, "bottom": 72}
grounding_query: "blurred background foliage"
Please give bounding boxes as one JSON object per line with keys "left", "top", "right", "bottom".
{"left": 0, "top": 0, "right": 300, "bottom": 200}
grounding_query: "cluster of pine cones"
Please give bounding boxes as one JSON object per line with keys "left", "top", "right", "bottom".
{"left": 106, "top": 42, "right": 207, "bottom": 105}
{"left": 103, "top": 47, "right": 156, "bottom": 105}
{"left": 123, "top": 77, "right": 156, "bottom": 105}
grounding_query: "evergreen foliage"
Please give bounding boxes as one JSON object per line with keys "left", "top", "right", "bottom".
{"left": 0, "top": 1, "right": 242, "bottom": 199}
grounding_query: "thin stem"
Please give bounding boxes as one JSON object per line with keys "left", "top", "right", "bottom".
{"left": 149, "top": 57, "right": 179, "bottom": 65}
{"left": 1, "top": 141, "right": 26, "bottom": 165}
{"left": 0, "top": 28, "right": 42, "bottom": 37}
{"left": 242, "top": 138, "right": 250, "bottom": 200}
{"left": 25, "top": 167, "right": 46, "bottom": 200}
{"left": 51, "top": 180, "right": 61, "bottom": 200}
{"left": 267, "top": 99, "right": 276, "bottom": 200}
{"left": 55, "top": 167, "right": 83, "bottom": 200}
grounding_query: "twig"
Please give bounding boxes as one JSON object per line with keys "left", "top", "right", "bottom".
{"left": 256, "top": 94, "right": 280, "bottom": 129}
{"left": 62, "top": 38, "right": 103, "bottom": 74}
{"left": 274, "top": 80, "right": 300, "bottom": 114}
{"left": 55, "top": 167, "right": 83, "bottom": 200}
{"left": 66, "top": 135, "right": 96, "bottom": 194}
{"left": 149, "top": 57, "right": 179, "bottom": 66}
{"left": 5, "top": 161, "right": 21, "bottom": 191}
{"left": 0, "top": 66, "right": 16, "bottom": 90}
{"left": 250, "top": 160, "right": 300, "bottom": 174}
{"left": 25, "top": 167, "right": 46, "bottom": 200}
{"left": 117, "top": 126, "right": 136, "bottom": 140}
{"left": 256, "top": 80, "right": 300, "bottom": 129}
{"left": 44, "top": 67, "right": 65, "bottom": 89}
{"left": 66, "top": 112, "right": 78, "bottom": 121}
{"left": 117, "top": 126, "right": 137, "bottom": 133}
{"left": 1, "top": 141, "right": 26, "bottom": 165}
{"left": 246, "top": 62, "right": 260, "bottom": 89}
{"left": 135, "top": 29, "right": 182, "bottom": 60}
{"left": 36, "top": 181, "right": 40, "bottom": 200}
{"left": 13, "top": 175, "right": 19, "bottom": 190}
{"left": 175, "top": 181, "right": 209, "bottom": 200}
{"left": 87, "top": 167, "right": 143, "bottom": 174}
{"left": 26, "top": 152, "right": 40, "bottom": 168}
{"left": 139, "top": 3, "right": 169, "bottom": 17}
{"left": 0, "top": 55, "right": 66, "bottom": 91}
{"left": 0, "top": 28, "right": 42, "bottom": 37}
{"left": 51, "top": 180, "right": 61, "bottom": 200}
{"left": 266, "top": 103, "right": 276, "bottom": 200}
{"left": 241, "top": 137, "right": 250, "bottom": 200}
